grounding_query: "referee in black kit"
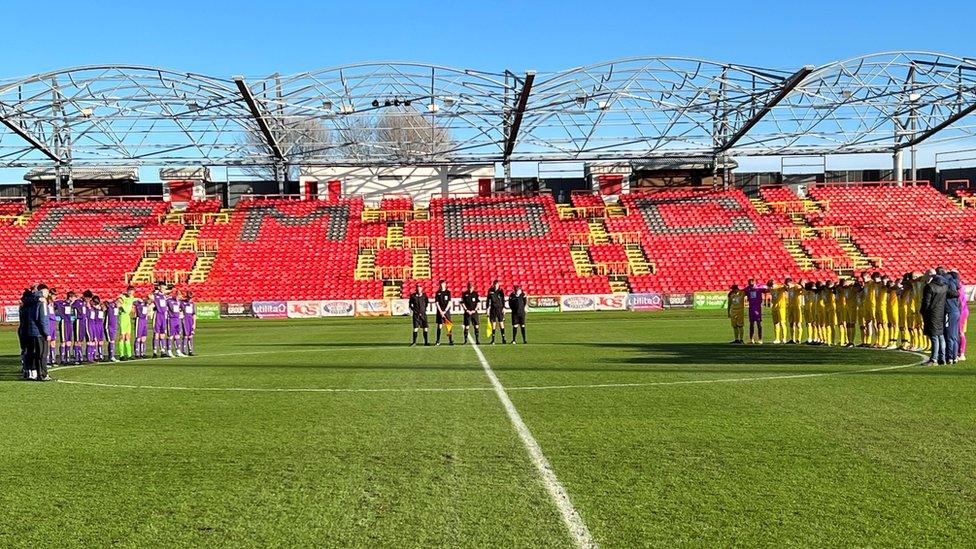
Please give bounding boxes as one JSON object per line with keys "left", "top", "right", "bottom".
{"left": 509, "top": 285, "right": 528, "bottom": 344}
{"left": 461, "top": 282, "right": 480, "bottom": 345}
{"left": 487, "top": 280, "right": 506, "bottom": 344}
{"left": 434, "top": 280, "right": 453, "bottom": 346}
{"left": 408, "top": 284, "right": 429, "bottom": 346}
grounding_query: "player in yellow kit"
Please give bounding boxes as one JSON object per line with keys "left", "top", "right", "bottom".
{"left": 769, "top": 279, "right": 788, "bottom": 344}
{"left": 803, "top": 282, "right": 816, "bottom": 344}
{"left": 875, "top": 275, "right": 889, "bottom": 348}
{"left": 857, "top": 279, "right": 872, "bottom": 346}
{"left": 822, "top": 280, "right": 837, "bottom": 346}
{"left": 844, "top": 279, "right": 859, "bottom": 347}
{"left": 912, "top": 271, "right": 927, "bottom": 351}
{"left": 727, "top": 284, "right": 745, "bottom": 344}
{"left": 814, "top": 282, "right": 828, "bottom": 345}
{"left": 786, "top": 277, "right": 804, "bottom": 344}
{"left": 886, "top": 279, "right": 901, "bottom": 349}
{"left": 834, "top": 279, "right": 847, "bottom": 346}
{"left": 899, "top": 273, "right": 914, "bottom": 350}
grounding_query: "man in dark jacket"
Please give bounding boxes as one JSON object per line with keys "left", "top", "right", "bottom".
{"left": 921, "top": 273, "right": 948, "bottom": 365}
{"left": 408, "top": 284, "right": 430, "bottom": 347}
{"left": 23, "top": 284, "right": 52, "bottom": 381}
{"left": 17, "top": 288, "right": 31, "bottom": 379}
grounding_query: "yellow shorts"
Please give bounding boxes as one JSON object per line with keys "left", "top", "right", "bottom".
{"left": 773, "top": 307, "right": 787, "bottom": 324}
{"left": 730, "top": 313, "right": 744, "bottom": 328}
{"left": 787, "top": 308, "right": 803, "bottom": 324}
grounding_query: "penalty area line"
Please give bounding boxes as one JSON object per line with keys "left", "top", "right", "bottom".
{"left": 471, "top": 342, "right": 597, "bottom": 549}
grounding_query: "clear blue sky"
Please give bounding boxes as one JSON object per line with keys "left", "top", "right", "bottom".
{"left": 3, "top": 0, "right": 973, "bottom": 77}
{"left": 0, "top": 0, "right": 974, "bottom": 178}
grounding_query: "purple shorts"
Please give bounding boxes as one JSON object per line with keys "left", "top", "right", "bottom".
{"left": 168, "top": 319, "right": 182, "bottom": 337}
{"left": 749, "top": 309, "right": 762, "bottom": 322}
{"left": 183, "top": 318, "right": 194, "bottom": 336}
{"left": 107, "top": 326, "right": 118, "bottom": 340}
{"left": 61, "top": 321, "right": 74, "bottom": 342}
{"left": 136, "top": 318, "right": 148, "bottom": 338}
{"left": 154, "top": 316, "right": 167, "bottom": 334}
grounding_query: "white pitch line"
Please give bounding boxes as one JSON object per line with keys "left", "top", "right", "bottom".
{"left": 471, "top": 342, "right": 598, "bottom": 549}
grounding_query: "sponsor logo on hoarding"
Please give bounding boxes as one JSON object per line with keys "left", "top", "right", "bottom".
{"left": 664, "top": 293, "right": 694, "bottom": 309}
{"left": 694, "top": 292, "right": 728, "bottom": 310}
{"left": 252, "top": 301, "right": 288, "bottom": 319}
{"left": 560, "top": 294, "right": 597, "bottom": 312}
{"left": 627, "top": 292, "right": 663, "bottom": 311}
{"left": 321, "top": 300, "right": 355, "bottom": 317}
{"left": 3, "top": 305, "right": 19, "bottom": 323}
{"left": 596, "top": 294, "right": 627, "bottom": 311}
{"left": 527, "top": 295, "right": 560, "bottom": 312}
{"left": 287, "top": 301, "right": 322, "bottom": 318}
{"left": 356, "top": 299, "right": 392, "bottom": 317}
{"left": 220, "top": 302, "right": 253, "bottom": 317}
{"left": 195, "top": 302, "right": 220, "bottom": 320}
{"left": 391, "top": 299, "right": 411, "bottom": 316}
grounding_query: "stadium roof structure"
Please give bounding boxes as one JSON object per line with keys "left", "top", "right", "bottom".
{"left": 0, "top": 51, "right": 974, "bottom": 170}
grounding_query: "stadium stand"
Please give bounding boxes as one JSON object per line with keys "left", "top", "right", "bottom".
{"left": 0, "top": 200, "right": 179, "bottom": 299}
{"left": 807, "top": 183, "right": 976, "bottom": 278}
{"left": 6, "top": 182, "right": 976, "bottom": 304}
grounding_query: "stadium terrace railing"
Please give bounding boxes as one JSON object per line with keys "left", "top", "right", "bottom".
{"left": 159, "top": 212, "right": 230, "bottom": 226}
{"left": 374, "top": 266, "right": 412, "bottom": 281}
{"left": 143, "top": 239, "right": 218, "bottom": 254}
{"left": 592, "top": 261, "right": 633, "bottom": 275}
{"left": 48, "top": 195, "right": 165, "bottom": 203}
{"left": 945, "top": 179, "right": 971, "bottom": 191}
{"left": 361, "top": 209, "right": 429, "bottom": 223}
{"left": 811, "top": 180, "right": 930, "bottom": 188}
{"left": 570, "top": 231, "right": 642, "bottom": 246}
{"left": 358, "top": 235, "right": 429, "bottom": 250}
{"left": 557, "top": 205, "right": 606, "bottom": 220}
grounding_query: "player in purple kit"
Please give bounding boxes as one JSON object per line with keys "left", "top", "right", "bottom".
{"left": 744, "top": 278, "right": 766, "bottom": 345}
{"left": 91, "top": 296, "right": 105, "bottom": 361}
{"left": 135, "top": 295, "right": 150, "bottom": 358}
{"left": 72, "top": 291, "right": 91, "bottom": 364}
{"left": 46, "top": 289, "right": 58, "bottom": 365}
{"left": 151, "top": 283, "right": 169, "bottom": 358}
{"left": 58, "top": 291, "right": 76, "bottom": 364}
{"left": 166, "top": 290, "right": 184, "bottom": 357}
{"left": 106, "top": 298, "right": 120, "bottom": 362}
{"left": 181, "top": 291, "right": 196, "bottom": 356}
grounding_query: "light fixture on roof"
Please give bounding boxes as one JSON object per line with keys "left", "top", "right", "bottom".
{"left": 187, "top": 100, "right": 200, "bottom": 110}
{"left": 322, "top": 100, "right": 333, "bottom": 111}
{"left": 80, "top": 107, "right": 94, "bottom": 118}
{"left": 371, "top": 99, "right": 380, "bottom": 108}
{"left": 908, "top": 92, "right": 922, "bottom": 102}
{"left": 442, "top": 96, "right": 457, "bottom": 107}
{"left": 841, "top": 90, "right": 854, "bottom": 99}
{"left": 598, "top": 100, "right": 611, "bottom": 110}
{"left": 575, "top": 95, "right": 587, "bottom": 107}
{"left": 427, "top": 103, "right": 440, "bottom": 113}
{"left": 340, "top": 103, "right": 354, "bottom": 114}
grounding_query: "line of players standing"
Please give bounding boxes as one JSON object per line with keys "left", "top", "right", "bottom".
{"left": 728, "top": 269, "right": 969, "bottom": 365}
{"left": 407, "top": 280, "right": 528, "bottom": 346}
{"left": 19, "top": 282, "right": 197, "bottom": 381}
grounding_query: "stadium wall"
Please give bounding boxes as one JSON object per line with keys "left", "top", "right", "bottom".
{"left": 302, "top": 165, "right": 494, "bottom": 202}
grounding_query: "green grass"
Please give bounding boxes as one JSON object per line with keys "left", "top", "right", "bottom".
{"left": 1, "top": 310, "right": 974, "bottom": 547}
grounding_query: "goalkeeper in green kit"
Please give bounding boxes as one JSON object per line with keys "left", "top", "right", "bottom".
{"left": 118, "top": 286, "right": 137, "bottom": 360}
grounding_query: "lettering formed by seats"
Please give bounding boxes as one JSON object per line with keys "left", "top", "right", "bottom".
{"left": 240, "top": 204, "right": 350, "bottom": 242}
{"left": 26, "top": 206, "right": 156, "bottom": 245}
{"left": 443, "top": 201, "right": 550, "bottom": 239}
{"left": 634, "top": 196, "right": 756, "bottom": 234}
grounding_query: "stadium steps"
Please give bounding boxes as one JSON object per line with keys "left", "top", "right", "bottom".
{"left": 836, "top": 233, "right": 879, "bottom": 271}
{"left": 176, "top": 229, "right": 200, "bottom": 251}
{"left": 750, "top": 198, "right": 772, "bottom": 214}
{"left": 570, "top": 244, "right": 595, "bottom": 276}
{"left": 624, "top": 243, "right": 654, "bottom": 275}
{"left": 587, "top": 219, "right": 611, "bottom": 244}
{"left": 129, "top": 246, "right": 162, "bottom": 284}
{"left": 354, "top": 248, "right": 377, "bottom": 281}
{"left": 362, "top": 207, "right": 381, "bottom": 223}
{"left": 386, "top": 223, "right": 404, "bottom": 248}
{"left": 608, "top": 274, "right": 630, "bottom": 293}
{"left": 383, "top": 281, "right": 402, "bottom": 299}
{"left": 412, "top": 206, "right": 430, "bottom": 220}
{"left": 605, "top": 201, "right": 627, "bottom": 217}
{"left": 411, "top": 244, "right": 431, "bottom": 279}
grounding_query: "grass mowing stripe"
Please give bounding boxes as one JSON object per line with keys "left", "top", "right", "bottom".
{"left": 471, "top": 342, "right": 597, "bottom": 549}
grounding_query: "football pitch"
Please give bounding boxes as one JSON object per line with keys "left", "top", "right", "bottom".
{"left": 2, "top": 310, "right": 975, "bottom": 547}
